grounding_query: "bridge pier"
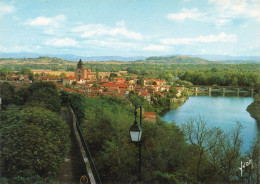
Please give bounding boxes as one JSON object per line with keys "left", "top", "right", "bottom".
{"left": 208, "top": 87, "right": 211, "bottom": 96}
{"left": 237, "top": 88, "right": 239, "bottom": 97}
{"left": 251, "top": 89, "right": 254, "bottom": 97}
{"left": 195, "top": 87, "right": 198, "bottom": 93}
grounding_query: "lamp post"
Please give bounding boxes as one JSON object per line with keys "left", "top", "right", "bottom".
{"left": 129, "top": 105, "right": 142, "bottom": 182}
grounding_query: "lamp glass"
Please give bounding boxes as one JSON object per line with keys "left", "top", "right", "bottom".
{"left": 129, "top": 122, "right": 142, "bottom": 142}
{"left": 130, "top": 130, "right": 142, "bottom": 142}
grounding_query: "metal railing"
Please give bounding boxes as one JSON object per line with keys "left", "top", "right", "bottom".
{"left": 71, "top": 107, "right": 102, "bottom": 184}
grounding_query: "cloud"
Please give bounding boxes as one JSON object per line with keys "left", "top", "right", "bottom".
{"left": 45, "top": 37, "right": 78, "bottom": 47}
{"left": 209, "top": 0, "right": 260, "bottom": 21}
{"left": 0, "top": 1, "right": 15, "bottom": 19}
{"left": 72, "top": 23, "right": 143, "bottom": 40}
{"left": 115, "top": 20, "right": 126, "bottom": 27}
{"left": 81, "top": 39, "right": 138, "bottom": 50}
{"left": 143, "top": 45, "right": 169, "bottom": 51}
{"left": 0, "top": 44, "right": 39, "bottom": 53}
{"left": 216, "top": 19, "right": 231, "bottom": 26}
{"left": 167, "top": 8, "right": 205, "bottom": 21}
{"left": 27, "top": 14, "right": 66, "bottom": 27}
{"left": 161, "top": 32, "right": 237, "bottom": 44}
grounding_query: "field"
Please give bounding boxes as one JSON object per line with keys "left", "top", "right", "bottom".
{"left": 32, "top": 70, "right": 75, "bottom": 76}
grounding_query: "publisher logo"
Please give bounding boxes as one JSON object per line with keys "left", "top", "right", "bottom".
{"left": 239, "top": 159, "right": 253, "bottom": 177}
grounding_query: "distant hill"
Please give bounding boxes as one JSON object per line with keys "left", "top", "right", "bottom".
{"left": 212, "top": 60, "right": 260, "bottom": 64}
{"left": 0, "top": 56, "right": 69, "bottom": 65}
{"left": 136, "top": 56, "right": 215, "bottom": 64}
{"left": 191, "top": 55, "right": 260, "bottom": 62}
{"left": 0, "top": 52, "right": 146, "bottom": 62}
{"left": 1, "top": 52, "right": 260, "bottom": 64}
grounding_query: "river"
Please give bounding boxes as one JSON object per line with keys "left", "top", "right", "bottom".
{"left": 161, "top": 95, "right": 259, "bottom": 152}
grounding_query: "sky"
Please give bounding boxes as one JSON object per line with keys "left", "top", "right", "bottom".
{"left": 0, "top": 0, "right": 260, "bottom": 57}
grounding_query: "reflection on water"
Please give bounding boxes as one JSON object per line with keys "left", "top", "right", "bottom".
{"left": 161, "top": 95, "right": 258, "bottom": 152}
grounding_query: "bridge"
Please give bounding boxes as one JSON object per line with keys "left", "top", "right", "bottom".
{"left": 173, "top": 85, "right": 259, "bottom": 97}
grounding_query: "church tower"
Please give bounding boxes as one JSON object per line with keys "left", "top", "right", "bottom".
{"left": 75, "top": 59, "right": 85, "bottom": 81}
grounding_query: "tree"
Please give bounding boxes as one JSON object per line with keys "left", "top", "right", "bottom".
{"left": 0, "top": 82, "right": 15, "bottom": 109}
{"left": 96, "top": 68, "right": 99, "bottom": 80}
{"left": 215, "top": 123, "right": 243, "bottom": 182}
{"left": 137, "top": 76, "right": 144, "bottom": 86}
{"left": 18, "top": 67, "right": 33, "bottom": 75}
{"left": 1, "top": 107, "right": 70, "bottom": 178}
{"left": 167, "top": 86, "right": 178, "bottom": 98}
{"left": 0, "top": 67, "right": 12, "bottom": 76}
{"left": 181, "top": 116, "right": 221, "bottom": 180}
{"left": 26, "top": 86, "right": 61, "bottom": 113}
{"left": 182, "top": 117, "right": 243, "bottom": 183}
{"left": 59, "top": 72, "right": 67, "bottom": 79}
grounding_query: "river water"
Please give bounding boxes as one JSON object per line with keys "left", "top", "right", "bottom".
{"left": 161, "top": 95, "right": 258, "bottom": 152}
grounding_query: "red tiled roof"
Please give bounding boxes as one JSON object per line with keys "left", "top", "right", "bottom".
{"left": 155, "top": 91, "right": 164, "bottom": 96}
{"left": 67, "top": 76, "right": 75, "bottom": 80}
{"left": 144, "top": 112, "right": 156, "bottom": 116}
{"left": 102, "top": 82, "right": 130, "bottom": 88}
{"left": 140, "top": 91, "right": 151, "bottom": 96}
{"left": 144, "top": 112, "right": 157, "bottom": 120}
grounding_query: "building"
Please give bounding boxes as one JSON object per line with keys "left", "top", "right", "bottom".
{"left": 74, "top": 59, "right": 96, "bottom": 81}
{"left": 144, "top": 112, "right": 157, "bottom": 123}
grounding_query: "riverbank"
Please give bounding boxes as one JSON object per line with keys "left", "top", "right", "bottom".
{"left": 247, "top": 97, "right": 260, "bottom": 126}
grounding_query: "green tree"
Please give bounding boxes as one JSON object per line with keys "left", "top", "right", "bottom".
{"left": 26, "top": 87, "right": 61, "bottom": 113}
{"left": 0, "top": 67, "right": 12, "bottom": 76}
{"left": 1, "top": 107, "right": 70, "bottom": 178}
{"left": 0, "top": 82, "right": 15, "bottom": 109}
{"left": 18, "top": 67, "right": 33, "bottom": 75}
{"left": 60, "top": 72, "right": 68, "bottom": 79}
{"left": 167, "top": 86, "right": 178, "bottom": 98}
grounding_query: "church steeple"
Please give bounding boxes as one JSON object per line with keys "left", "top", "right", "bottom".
{"left": 77, "top": 59, "right": 84, "bottom": 69}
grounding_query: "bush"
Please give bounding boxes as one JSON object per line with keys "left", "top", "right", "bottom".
{"left": 1, "top": 107, "right": 70, "bottom": 178}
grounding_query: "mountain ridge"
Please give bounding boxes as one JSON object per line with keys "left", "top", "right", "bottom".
{"left": 1, "top": 52, "right": 260, "bottom": 63}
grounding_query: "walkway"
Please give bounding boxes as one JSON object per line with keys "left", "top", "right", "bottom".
{"left": 58, "top": 107, "right": 87, "bottom": 184}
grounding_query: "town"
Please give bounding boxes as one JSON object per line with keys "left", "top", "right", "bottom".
{"left": 0, "top": 59, "right": 187, "bottom": 123}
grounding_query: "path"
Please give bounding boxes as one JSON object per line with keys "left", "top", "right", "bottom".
{"left": 57, "top": 107, "right": 87, "bottom": 184}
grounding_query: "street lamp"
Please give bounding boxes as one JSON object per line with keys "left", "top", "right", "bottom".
{"left": 129, "top": 105, "right": 142, "bottom": 182}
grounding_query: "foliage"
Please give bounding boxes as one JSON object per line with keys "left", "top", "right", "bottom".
{"left": 182, "top": 117, "right": 243, "bottom": 182}
{"left": 80, "top": 96, "right": 194, "bottom": 183}
{"left": 243, "top": 140, "right": 260, "bottom": 183}
{"left": 166, "top": 86, "right": 178, "bottom": 98}
{"left": 60, "top": 90, "right": 86, "bottom": 123}
{"left": 0, "top": 82, "right": 15, "bottom": 109}
{"left": 247, "top": 97, "right": 260, "bottom": 124}
{"left": 180, "top": 70, "right": 260, "bottom": 87}
{"left": 14, "top": 82, "right": 62, "bottom": 112}
{"left": 144, "top": 56, "right": 213, "bottom": 64}
{"left": 0, "top": 67, "right": 12, "bottom": 76}
{"left": 26, "top": 87, "right": 61, "bottom": 113}
{"left": 1, "top": 107, "right": 70, "bottom": 178}
{"left": 18, "top": 67, "right": 33, "bottom": 75}
{"left": 128, "top": 92, "right": 154, "bottom": 112}
{"left": 151, "top": 94, "right": 170, "bottom": 113}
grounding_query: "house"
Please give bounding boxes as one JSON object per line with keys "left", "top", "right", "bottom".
{"left": 176, "top": 88, "right": 182, "bottom": 97}
{"left": 140, "top": 91, "right": 151, "bottom": 103}
{"left": 62, "top": 76, "right": 75, "bottom": 85}
{"left": 144, "top": 112, "right": 156, "bottom": 123}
